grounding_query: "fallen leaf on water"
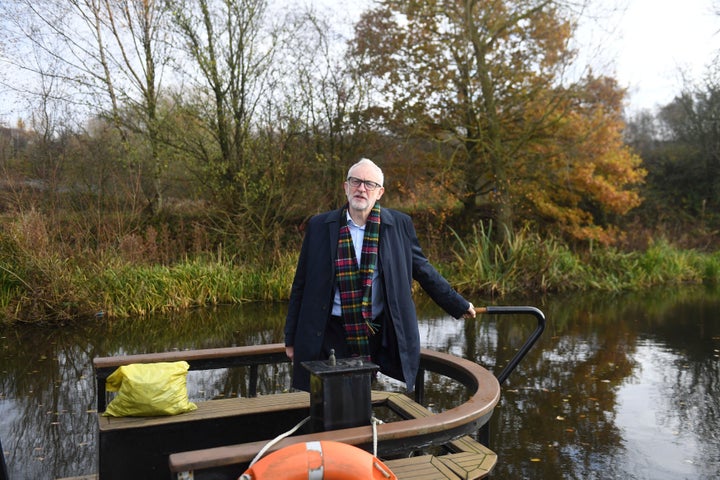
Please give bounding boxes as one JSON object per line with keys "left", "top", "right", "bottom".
{"left": 530, "top": 458, "right": 541, "bottom": 462}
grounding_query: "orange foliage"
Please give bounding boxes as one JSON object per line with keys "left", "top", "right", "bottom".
{"left": 350, "top": 1, "right": 646, "bottom": 245}
{"left": 516, "top": 76, "right": 646, "bottom": 244}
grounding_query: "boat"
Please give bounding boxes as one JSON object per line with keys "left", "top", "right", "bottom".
{"left": 4, "top": 305, "right": 544, "bottom": 480}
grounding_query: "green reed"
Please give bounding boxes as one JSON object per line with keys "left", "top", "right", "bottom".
{"left": 450, "top": 225, "right": 719, "bottom": 295}
{"left": 89, "top": 254, "right": 298, "bottom": 318}
{"left": 2, "top": 210, "right": 720, "bottom": 324}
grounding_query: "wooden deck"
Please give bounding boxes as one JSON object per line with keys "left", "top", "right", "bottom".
{"left": 166, "top": 391, "right": 496, "bottom": 480}
{"left": 167, "top": 349, "right": 500, "bottom": 480}
{"left": 89, "top": 343, "right": 500, "bottom": 480}
{"left": 384, "top": 451, "right": 496, "bottom": 480}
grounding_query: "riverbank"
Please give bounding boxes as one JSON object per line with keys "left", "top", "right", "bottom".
{"left": 2, "top": 223, "right": 718, "bottom": 324}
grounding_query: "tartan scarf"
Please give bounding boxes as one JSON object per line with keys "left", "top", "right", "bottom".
{"left": 335, "top": 203, "right": 381, "bottom": 359}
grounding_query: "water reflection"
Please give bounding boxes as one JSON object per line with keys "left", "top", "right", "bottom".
{"left": 1, "top": 288, "right": 719, "bottom": 479}
{"left": 470, "top": 287, "right": 720, "bottom": 480}
{"left": 0, "top": 304, "right": 288, "bottom": 479}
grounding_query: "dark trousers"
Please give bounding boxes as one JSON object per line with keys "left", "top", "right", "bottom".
{"left": 322, "top": 314, "right": 382, "bottom": 359}
{"left": 322, "top": 312, "right": 403, "bottom": 382}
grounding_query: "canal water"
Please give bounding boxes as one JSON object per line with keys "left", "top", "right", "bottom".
{"left": 1, "top": 286, "right": 719, "bottom": 479}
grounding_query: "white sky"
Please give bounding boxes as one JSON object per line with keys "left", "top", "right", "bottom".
{"left": 2, "top": 0, "right": 719, "bottom": 123}
{"left": 314, "top": 0, "right": 720, "bottom": 113}
{"left": 582, "top": 0, "right": 720, "bottom": 113}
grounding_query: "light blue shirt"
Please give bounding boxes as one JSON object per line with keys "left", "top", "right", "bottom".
{"left": 331, "top": 213, "right": 384, "bottom": 318}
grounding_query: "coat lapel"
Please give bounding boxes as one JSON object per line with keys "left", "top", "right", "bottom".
{"left": 326, "top": 207, "right": 343, "bottom": 263}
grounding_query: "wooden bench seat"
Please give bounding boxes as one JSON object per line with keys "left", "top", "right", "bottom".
{"left": 169, "top": 391, "right": 496, "bottom": 480}
{"left": 99, "top": 391, "right": 310, "bottom": 432}
{"left": 93, "top": 344, "right": 293, "bottom": 480}
{"left": 94, "top": 345, "right": 500, "bottom": 480}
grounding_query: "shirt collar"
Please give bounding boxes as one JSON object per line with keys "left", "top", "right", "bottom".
{"left": 346, "top": 211, "right": 365, "bottom": 229}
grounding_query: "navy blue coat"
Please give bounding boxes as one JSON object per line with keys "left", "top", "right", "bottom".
{"left": 284, "top": 206, "right": 470, "bottom": 392}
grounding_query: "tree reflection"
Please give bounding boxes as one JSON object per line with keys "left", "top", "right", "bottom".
{"left": 0, "top": 289, "right": 718, "bottom": 479}
{"left": 0, "top": 303, "right": 287, "bottom": 478}
{"left": 455, "top": 287, "right": 720, "bottom": 479}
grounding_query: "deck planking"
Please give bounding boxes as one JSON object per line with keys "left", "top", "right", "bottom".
{"left": 99, "top": 391, "right": 311, "bottom": 431}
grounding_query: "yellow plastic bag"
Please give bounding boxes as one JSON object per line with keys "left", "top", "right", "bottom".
{"left": 102, "top": 361, "right": 197, "bottom": 417}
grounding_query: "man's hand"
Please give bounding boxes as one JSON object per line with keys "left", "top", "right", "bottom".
{"left": 463, "top": 302, "right": 476, "bottom": 319}
{"left": 285, "top": 345, "right": 294, "bottom": 360}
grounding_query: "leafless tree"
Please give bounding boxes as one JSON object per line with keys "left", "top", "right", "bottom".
{"left": 0, "top": 0, "right": 174, "bottom": 214}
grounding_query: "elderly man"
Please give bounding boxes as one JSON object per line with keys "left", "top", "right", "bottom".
{"left": 284, "top": 158, "right": 475, "bottom": 392}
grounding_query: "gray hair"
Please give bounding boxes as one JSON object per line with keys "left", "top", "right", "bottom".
{"left": 348, "top": 158, "right": 384, "bottom": 186}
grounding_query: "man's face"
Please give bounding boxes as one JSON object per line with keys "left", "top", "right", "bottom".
{"left": 344, "top": 164, "right": 384, "bottom": 214}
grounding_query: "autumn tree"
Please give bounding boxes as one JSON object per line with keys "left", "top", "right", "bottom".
{"left": 348, "top": 0, "right": 645, "bottom": 244}
{"left": 519, "top": 76, "right": 645, "bottom": 243}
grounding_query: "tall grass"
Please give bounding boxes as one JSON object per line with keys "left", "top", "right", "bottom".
{"left": 0, "top": 251, "right": 299, "bottom": 322}
{"left": 87, "top": 254, "right": 298, "bottom": 318}
{"left": 2, "top": 208, "right": 720, "bottom": 324}
{"left": 450, "top": 225, "right": 720, "bottom": 295}
{"left": 0, "top": 210, "right": 300, "bottom": 323}
{"left": 450, "top": 223, "right": 586, "bottom": 295}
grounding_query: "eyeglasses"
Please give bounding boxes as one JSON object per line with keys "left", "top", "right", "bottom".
{"left": 347, "top": 176, "right": 382, "bottom": 191}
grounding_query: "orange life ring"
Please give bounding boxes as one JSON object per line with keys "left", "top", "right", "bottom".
{"left": 239, "top": 440, "right": 398, "bottom": 480}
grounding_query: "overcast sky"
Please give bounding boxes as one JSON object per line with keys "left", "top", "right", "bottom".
{"left": 2, "top": 0, "right": 719, "bottom": 123}
{"left": 583, "top": 0, "right": 720, "bottom": 113}
{"left": 318, "top": 0, "right": 720, "bottom": 113}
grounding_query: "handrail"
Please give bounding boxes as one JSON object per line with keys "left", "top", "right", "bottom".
{"left": 168, "top": 347, "right": 501, "bottom": 474}
{"left": 93, "top": 344, "right": 289, "bottom": 411}
{"left": 479, "top": 306, "right": 546, "bottom": 385}
{"left": 473, "top": 306, "right": 546, "bottom": 447}
{"left": 414, "top": 305, "right": 545, "bottom": 406}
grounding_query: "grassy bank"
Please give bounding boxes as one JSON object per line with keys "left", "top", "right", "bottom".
{"left": 2, "top": 223, "right": 719, "bottom": 324}
{"left": 449, "top": 225, "right": 720, "bottom": 296}
{"left": 0, "top": 250, "right": 298, "bottom": 323}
